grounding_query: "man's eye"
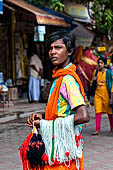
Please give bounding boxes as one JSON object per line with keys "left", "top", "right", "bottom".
{"left": 49, "top": 47, "right": 53, "bottom": 50}
{"left": 49, "top": 46, "right": 62, "bottom": 50}
{"left": 56, "top": 46, "right": 62, "bottom": 49}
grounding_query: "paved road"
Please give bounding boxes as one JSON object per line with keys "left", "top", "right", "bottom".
{"left": 83, "top": 115, "right": 113, "bottom": 170}
{"left": 0, "top": 106, "right": 113, "bottom": 170}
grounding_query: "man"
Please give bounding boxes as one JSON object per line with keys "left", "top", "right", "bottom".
{"left": 21, "top": 30, "right": 90, "bottom": 170}
{"left": 28, "top": 45, "right": 43, "bottom": 103}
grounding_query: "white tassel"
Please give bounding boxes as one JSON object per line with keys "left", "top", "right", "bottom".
{"left": 76, "top": 158, "right": 80, "bottom": 170}
{"left": 39, "top": 115, "right": 83, "bottom": 165}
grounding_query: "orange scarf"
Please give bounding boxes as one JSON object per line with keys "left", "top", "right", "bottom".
{"left": 45, "top": 64, "right": 85, "bottom": 120}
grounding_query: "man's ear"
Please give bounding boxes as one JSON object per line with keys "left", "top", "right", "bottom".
{"left": 68, "top": 49, "right": 73, "bottom": 56}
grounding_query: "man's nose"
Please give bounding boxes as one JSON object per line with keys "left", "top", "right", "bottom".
{"left": 50, "top": 47, "right": 56, "bottom": 53}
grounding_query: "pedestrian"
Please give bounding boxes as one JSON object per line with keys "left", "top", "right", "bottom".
{"left": 28, "top": 44, "right": 43, "bottom": 103}
{"left": 92, "top": 56, "right": 113, "bottom": 135}
{"left": 21, "top": 30, "right": 90, "bottom": 170}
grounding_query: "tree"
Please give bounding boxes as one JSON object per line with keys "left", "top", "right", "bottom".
{"left": 88, "top": 0, "right": 113, "bottom": 39}
{"left": 24, "top": 0, "right": 113, "bottom": 38}
{"left": 24, "top": 0, "right": 64, "bottom": 11}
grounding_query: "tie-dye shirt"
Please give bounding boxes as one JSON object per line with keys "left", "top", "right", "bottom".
{"left": 49, "top": 63, "right": 85, "bottom": 118}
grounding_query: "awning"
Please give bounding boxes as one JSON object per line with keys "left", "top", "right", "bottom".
{"left": 71, "top": 22, "right": 95, "bottom": 48}
{"left": 40, "top": 7, "right": 77, "bottom": 30}
{"left": 4, "top": 0, "right": 70, "bottom": 27}
{"left": 3, "top": 3, "right": 15, "bottom": 11}
{"left": 71, "top": 22, "right": 95, "bottom": 38}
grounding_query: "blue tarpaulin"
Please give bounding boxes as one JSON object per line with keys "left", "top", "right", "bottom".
{"left": 0, "top": 0, "right": 3, "bottom": 14}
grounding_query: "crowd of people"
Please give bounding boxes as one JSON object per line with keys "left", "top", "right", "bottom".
{"left": 73, "top": 44, "right": 113, "bottom": 135}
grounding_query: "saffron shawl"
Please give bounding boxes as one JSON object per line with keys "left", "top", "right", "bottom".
{"left": 45, "top": 64, "right": 85, "bottom": 120}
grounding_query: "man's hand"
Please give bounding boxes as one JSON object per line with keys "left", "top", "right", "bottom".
{"left": 27, "top": 113, "right": 42, "bottom": 128}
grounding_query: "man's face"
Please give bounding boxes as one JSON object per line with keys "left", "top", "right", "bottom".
{"left": 98, "top": 59, "right": 105, "bottom": 70}
{"left": 48, "top": 39, "right": 72, "bottom": 68}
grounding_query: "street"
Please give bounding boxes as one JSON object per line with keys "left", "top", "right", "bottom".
{"left": 0, "top": 106, "right": 113, "bottom": 170}
{"left": 0, "top": 0, "right": 113, "bottom": 170}
{"left": 83, "top": 115, "right": 113, "bottom": 170}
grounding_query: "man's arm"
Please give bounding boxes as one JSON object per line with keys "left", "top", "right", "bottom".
{"left": 73, "top": 105, "right": 90, "bottom": 125}
{"left": 31, "top": 64, "right": 39, "bottom": 74}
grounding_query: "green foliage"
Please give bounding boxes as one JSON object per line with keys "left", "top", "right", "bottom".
{"left": 49, "top": 0, "right": 64, "bottom": 11}
{"left": 91, "top": 0, "right": 113, "bottom": 35}
{"left": 24, "top": 0, "right": 64, "bottom": 11}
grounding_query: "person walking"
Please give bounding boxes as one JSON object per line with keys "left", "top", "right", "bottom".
{"left": 28, "top": 44, "right": 43, "bottom": 103}
{"left": 21, "top": 30, "right": 90, "bottom": 170}
{"left": 92, "top": 56, "right": 113, "bottom": 135}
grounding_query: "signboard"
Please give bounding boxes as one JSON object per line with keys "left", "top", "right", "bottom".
{"left": 64, "top": 1, "right": 90, "bottom": 22}
{"left": 34, "top": 26, "right": 46, "bottom": 42}
{"left": 97, "top": 47, "right": 106, "bottom": 52}
{"left": 36, "top": 15, "right": 70, "bottom": 27}
{"left": 64, "top": 3, "right": 89, "bottom": 19}
{"left": 0, "top": 0, "right": 3, "bottom": 14}
{"left": 38, "top": 25, "right": 46, "bottom": 34}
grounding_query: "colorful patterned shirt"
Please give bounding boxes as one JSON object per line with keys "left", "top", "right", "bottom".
{"left": 49, "top": 63, "right": 85, "bottom": 133}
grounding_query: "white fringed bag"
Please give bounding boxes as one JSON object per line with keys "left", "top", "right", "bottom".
{"left": 39, "top": 114, "right": 83, "bottom": 167}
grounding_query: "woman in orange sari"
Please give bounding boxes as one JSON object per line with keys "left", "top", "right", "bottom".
{"left": 21, "top": 30, "right": 90, "bottom": 170}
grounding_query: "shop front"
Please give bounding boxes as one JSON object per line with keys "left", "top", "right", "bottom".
{"left": 1, "top": 0, "right": 71, "bottom": 100}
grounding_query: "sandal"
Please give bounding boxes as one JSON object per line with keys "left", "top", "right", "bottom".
{"left": 92, "top": 131, "right": 99, "bottom": 135}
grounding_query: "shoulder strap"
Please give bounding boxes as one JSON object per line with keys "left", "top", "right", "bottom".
{"left": 95, "top": 69, "right": 98, "bottom": 76}
{"left": 106, "top": 69, "right": 112, "bottom": 98}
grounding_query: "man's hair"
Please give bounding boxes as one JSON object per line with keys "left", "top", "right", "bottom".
{"left": 31, "top": 44, "right": 38, "bottom": 55}
{"left": 46, "top": 30, "right": 76, "bottom": 62}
